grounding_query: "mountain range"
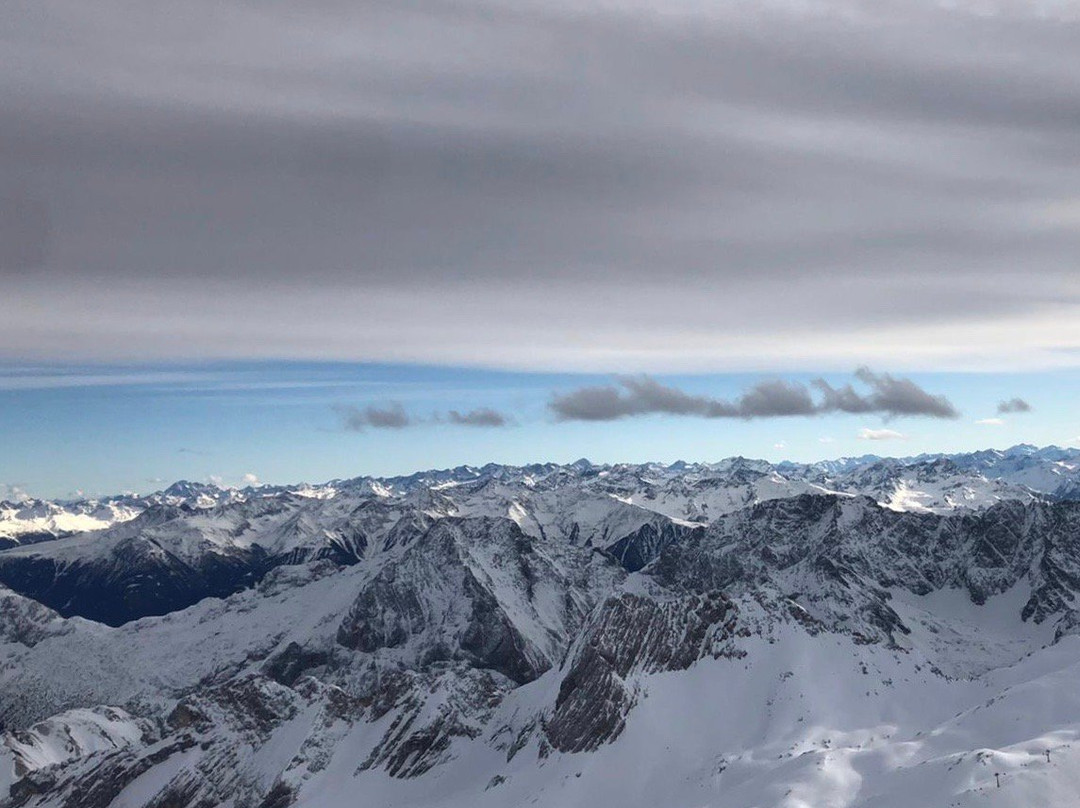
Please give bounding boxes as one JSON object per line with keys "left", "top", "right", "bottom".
{"left": 3, "top": 444, "right": 1080, "bottom": 807}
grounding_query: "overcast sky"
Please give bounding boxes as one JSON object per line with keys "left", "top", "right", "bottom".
{"left": 2, "top": 1, "right": 1080, "bottom": 495}
{"left": 3, "top": 0, "right": 1079, "bottom": 371}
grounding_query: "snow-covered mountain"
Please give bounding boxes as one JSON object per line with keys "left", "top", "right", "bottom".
{"left": 4, "top": 444, "right": 1077, "bottom": 548}
{"left": 4, "top": 447, "right": 1080, "bottom": 807}
{"left": 0, "top": 483, "right": 245, "bottom": 547}
{"left": 0, "top": 498, "right": 142, "bottom": 547}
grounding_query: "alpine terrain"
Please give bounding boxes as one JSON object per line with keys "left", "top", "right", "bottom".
{"left": 3, "top": 444, "right": 1080, "bottom": 808}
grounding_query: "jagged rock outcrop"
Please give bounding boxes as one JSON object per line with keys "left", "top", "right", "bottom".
{"left": 0, "top": 588, "right": 70, "bottom": 649}
{"left": 605, "top": 521, "right": 704, "bottom": 573}
{"left": 357, "top": 667, "right": 506, "bottom": 779}
{"left": 337, "top": 517, "right": 622, "bottom": 685}
{"left": 650, "top": 495, "right": 1080, "bottom": 638}
{"left": 545, "top": 591, "right": 740, "bottom": 753}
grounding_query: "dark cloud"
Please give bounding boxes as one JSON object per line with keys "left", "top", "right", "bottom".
{"left": 336, "top": 403, "right": 412, "bottom": 431}
{"left": 813, "top": 368, "right": 959, "bottom": 419}
{"left": 550, "top": 370, "right": 958, "bottom": 422}
{"left": 547, "top": 376, "right": 716, "bottom": 421}
{"left": 998, "top": 397, "right": 1033, "bottom": 414}
{"left": 446, "top": 408, "right": 510, "bottom": 427}
{"left": 1, "top": 1, "right": 1079, "bottom": 368}
{"left": 336, "top": 404, "right": 511, "bottom": 430}
{"left": 733, "top": 380, "right": 818, "bottom": 418}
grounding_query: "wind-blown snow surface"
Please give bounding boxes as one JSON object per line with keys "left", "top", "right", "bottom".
{"left": 3, "top": 446, "right": 1080, "bottom": 807}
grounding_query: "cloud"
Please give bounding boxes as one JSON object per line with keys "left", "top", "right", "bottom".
{"left": 774, "top": 441, "right": 787, "bottom": 450}
{"left": 446, "top": 408, "right": 510, "bottom": 427}
{"left": 997, "top": 398, "right": 1033, "bottom": 414}
{"left": 336, "top": 403, "right": 411, "bottom": 431}
{"left": 818, "top": 437, "right": 834, "bottom": 444}
{"left": 812, "top": 368, "right": 958, "bottom": 419}
{"left": 0, "top": 483, "right": 30, "bottom": 503}
{"left": 242, "top": 472, "right": 260, "bottom": 486}
{"left": 336, "top": 404, "right": 511, "bottom": 430}
{"left": 549, "top": 369, "right": 957, "bottom": 422}
{"left": 975, "top": 417, "right": 1005, "bottom": 426}
{"left": 549, "top": 376, "right": 726, "bottom": 421}
{"left": 735, "top": 380, "right": 818, "bottom": 417}
{"left": 2, "top": 1, "right": 1080, "bottom": 370}
{"left": 857, "top": 428, "right": 906, "bottom": 441}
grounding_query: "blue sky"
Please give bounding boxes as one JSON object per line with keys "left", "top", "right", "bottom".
{"left": 1, "top": 362, "right": 1075, "bottom": 499}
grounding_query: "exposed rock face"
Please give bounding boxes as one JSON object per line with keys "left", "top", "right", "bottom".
{"left": 605, "top": 522, "right": 704, "bottom": 573}
{"left": 4, "top": 727, "right": 201, "bottom": 808}
{"left": 25, "top": 675, "right": 369, "bottom": 808}
{"left": 262, "top": 642, "right": 332, "bottom": 688}
{"left": 650, "top": 495, "right": 1080, "bottom": 638}
{"left": 358, "top": 667, "right": 506, "bottom": 779}
{"left": 545, "top": 591, "right": 740, "bottom": 753}
{"left": 2, "top": 706, "right": 156, "bottom": 790}
{"left": 0, "top": 587, "right": 70, "bottom": 649}
{"left": 337, "top": 517, "right": 622, "bottom": 685}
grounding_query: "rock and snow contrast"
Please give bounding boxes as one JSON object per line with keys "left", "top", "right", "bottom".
{"left": 2, "top": 444, "right": 1080, "bottom": 807}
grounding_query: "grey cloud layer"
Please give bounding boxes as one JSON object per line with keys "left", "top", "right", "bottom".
{"left": 2, "top": 1, "right": 1080, "bottom": 367}
{"left": 549, "top": 370, "right": 958, "bottom": 422}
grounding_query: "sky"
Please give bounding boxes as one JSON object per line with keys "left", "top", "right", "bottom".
{"left": 1, "top": 1, "right": 1079, "bottom": 497}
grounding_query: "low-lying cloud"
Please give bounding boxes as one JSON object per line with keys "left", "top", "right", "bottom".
{"left": 858, "top": 428, "right": 906, "bottom": 441}
{"left": 997, "top": 398, "right": 1032, "bottom": 414}
{"left": 0, "top": 483, "right": 30, "bottom": 503}
{"left": 549, "top": 369, "right": 958, "bottom": 422}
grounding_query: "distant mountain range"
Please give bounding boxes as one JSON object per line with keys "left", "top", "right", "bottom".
{"left": 3, "top": 444, "right": 1080, "bottom": 807}
{"left": 4, "top": 444, "right": 1079, "bottom": 548}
